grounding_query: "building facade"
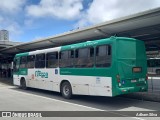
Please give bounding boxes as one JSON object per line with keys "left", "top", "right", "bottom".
{"left": 0, "top": 30, "right": 9, "bottom": 41}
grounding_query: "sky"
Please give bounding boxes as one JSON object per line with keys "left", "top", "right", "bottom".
{"left": 0, "top": 0, "right": 160, "bottom": 42}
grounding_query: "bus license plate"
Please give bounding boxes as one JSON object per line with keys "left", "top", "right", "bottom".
{"left": 133, "top": 67, "right": 142, "bottom": 73}
{"left": 131, "top": 80, "right": 137, "bottom": 83}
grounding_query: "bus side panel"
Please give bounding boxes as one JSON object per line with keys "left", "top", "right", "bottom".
{"left": 13, "top": 69, "right": 28, "bottom": 86}
{"left": 27, "top": 68, "right": 60, "bottom": 92}
{"left": 59, "top": 75, "right": 112, "bottom": 96}
{"left": 13, "top": 74, "right": 20, "bottom": 86}
{"left": 59, "top": 41, "right": 116, "bottom": 97}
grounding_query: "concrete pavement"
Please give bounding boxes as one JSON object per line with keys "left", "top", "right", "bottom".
{"left": 1, "top": 80, "right": 160, "bottom": 120}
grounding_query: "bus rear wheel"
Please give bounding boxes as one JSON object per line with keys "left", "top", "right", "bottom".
{"left": 61, "top": 81, "right": 72, "bottom": 99}
{"left": 20, "top": 78, "right": 27, "bottom": 90}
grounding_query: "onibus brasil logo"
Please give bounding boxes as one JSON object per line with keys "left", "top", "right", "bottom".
{"left": 35, "top": 70, "right": 48, "bottom": 78}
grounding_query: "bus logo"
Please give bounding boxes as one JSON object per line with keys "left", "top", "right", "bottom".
{"left": 35, "top": 70, "right": 48, "bottom": 78}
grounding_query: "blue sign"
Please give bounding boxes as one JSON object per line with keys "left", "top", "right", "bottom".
{"left": 122, "top": 80, "right": 125, "bottom": 84}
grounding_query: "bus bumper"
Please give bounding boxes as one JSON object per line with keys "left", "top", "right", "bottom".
{"left": 115, "top": 86, "right": 148, "bottom": 96}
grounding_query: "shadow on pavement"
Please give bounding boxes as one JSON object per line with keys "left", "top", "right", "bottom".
{"left": 10, "top": 86, "right": 160, "bottom": 111}
{"left": 1, "top": 77, "right": 160, "bottom": 111}
{"left": 0, "top": 77, "right": 13, "bottom": 86}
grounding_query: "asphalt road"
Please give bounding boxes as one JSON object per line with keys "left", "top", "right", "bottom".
{"left": 0, "top": 82, "right": 160, "bottom": 120}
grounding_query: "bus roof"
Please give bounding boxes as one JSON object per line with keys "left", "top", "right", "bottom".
{"left": 15, "top": 36, "right": 138, "bottom": 57}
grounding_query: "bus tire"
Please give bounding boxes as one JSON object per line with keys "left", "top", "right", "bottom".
{"left": 20, "top": 78, "right": 27, "bottom": 90}
{"left": 61, "top": 81, "right": 72, "bottom": 99}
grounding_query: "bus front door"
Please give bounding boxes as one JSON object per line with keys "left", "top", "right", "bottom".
{"left": 13, "top": 57, "right": 20, "bottom": 85}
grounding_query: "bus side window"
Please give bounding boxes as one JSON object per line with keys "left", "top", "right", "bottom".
{"left": 20, "top": 56, "right": 27, "bottom": 68}
{"left": 35, "top": 54, "right": 45, "bottom": 68}
{"left": 96, "top": 45, "right": 112, "bottom": 67}
{"left": 59, "top": 50, "right": 74, "bottom": 68}
{"left": 75, "top": 47, "right": 94, "bottom": 68}
{"left": 27, "top": 55, "right": 35, "bottom": 68}
{"left": 46, "top": 52, "right": 58, "bottom": 68}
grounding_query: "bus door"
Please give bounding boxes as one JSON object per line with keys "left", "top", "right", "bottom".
{"left": 13, "top": 57, "right": 20, "bottom": 84}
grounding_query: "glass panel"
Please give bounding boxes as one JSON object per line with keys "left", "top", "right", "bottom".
{"left": 46, "top": 52, "right": 58, "bottom": 68}
{"left": 75, "top": 47, "right": 94, "bottom": 68}
{"left": 96, "top": 45, "right": 111, "bottom": 67}
{"left": 27, "top": 55, "right": 35, "bottom": 68}
{"left": 35, "top": 54, "right": 45, "bottom": 68}
{"left": 20, "top": 56, "right": 27, "bottom": 68}
{"left": 59, "top": 50, "right": 74, "bottom": 68}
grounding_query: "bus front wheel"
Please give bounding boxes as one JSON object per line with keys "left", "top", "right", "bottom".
{"left": 20, "top": 78, "right": 27, "bottom": 90}
{"left": 61, "top": 81, "right": 72, "bottom": 99}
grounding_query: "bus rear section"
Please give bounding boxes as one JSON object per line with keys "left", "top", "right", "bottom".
{"left": 114, "top": 38, "right": 148, "bottom": 96}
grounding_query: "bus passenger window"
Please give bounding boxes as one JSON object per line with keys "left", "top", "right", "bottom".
{"left": 46, "top": 52, "right": 58, "bottom": 68}
{"left": 27, "top": 55, "right": 35, "bottom": 68}
{"left": 75, "top": 47, "right": 94, "bottom": 68}
{"left": 59, "top": 50, "right": 74, "bottom": 68}
{"left": 20, "top": 56, "right": 27, "bottom": 68}
{"left": 35, "top": 54, "right": 45, "bottom": 68}
{"left": 96, "top": 45, "right": 111, "bottom": 67}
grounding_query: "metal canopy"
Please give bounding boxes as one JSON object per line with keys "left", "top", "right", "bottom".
{"left": 1, "top": 7, "right": 160, "bottom": 60}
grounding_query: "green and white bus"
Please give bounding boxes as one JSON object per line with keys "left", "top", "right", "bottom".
{"left": 13, "top": 37, "right": 148, "bottom": 99}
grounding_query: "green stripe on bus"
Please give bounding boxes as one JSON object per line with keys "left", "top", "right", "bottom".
{"left": 15, "top": 52, "right": 29, "bottom": 57}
